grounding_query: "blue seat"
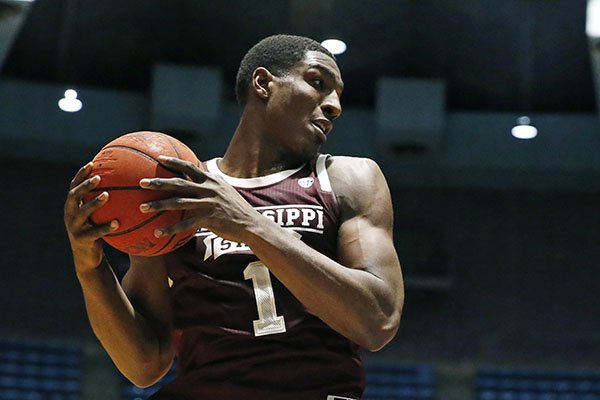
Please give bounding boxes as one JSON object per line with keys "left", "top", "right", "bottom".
{"left": 515, "top": 391, "right": 536, "bottom": 400}
{"left": 1, "top": 351, "right": 22, "bottom": 362}
{"left": 362, "top": 364, "right": 436, "bottom": 399}
{"left": 0, "top": 389, "right": 20, "bottom": 400}
{"left": 0, "top": 376, "right": 18, "bottom": 389}
{"left": 22, "top": 390, "right": 43, "bottom": 400}
{"left": 56, "top": 379, "right": 81, "bottom": 393}
{"left": 478, "top": 390, "right": 498, "bottom": 400}
{"left": 39, "top": 365, "right": 62, "bottom": 378}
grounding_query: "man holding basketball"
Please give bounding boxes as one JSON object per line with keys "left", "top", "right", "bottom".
{"left": 64, "top": 35, "right": 404, "bottom": 399}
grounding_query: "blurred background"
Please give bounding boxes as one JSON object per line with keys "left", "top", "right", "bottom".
{"left": 0, "top": 0, "right": 599, "bottom": 399}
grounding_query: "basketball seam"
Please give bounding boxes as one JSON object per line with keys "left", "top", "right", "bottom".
{"left": 147, "top": 210, "right": 187, "bottom": 255}
{"left": 104, "top": 211, "right": 166, "bottom": 237}
{"left": 150, "top": 231, "right": 176, "bottom": 255}
{"left": 89, "top": 186, "right": 142, "bottom": 192}
{"left": 165, "top": 137, "right": 183, "bottom": 158}
{"left": 101, "top": 144, "right": 186, "bottom": 177}
{"left": 102, "top": 145, "right": 160, "bottom": 164}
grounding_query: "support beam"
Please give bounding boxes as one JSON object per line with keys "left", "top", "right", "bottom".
{"left": 0, "top": 0, "right": 34, "bottom": 70}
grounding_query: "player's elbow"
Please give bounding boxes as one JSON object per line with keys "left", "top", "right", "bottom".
{"left": 130, "top": 374, "right": 160, "bottom": 389}
{"left": 362, "top": 311, "right": 402, "bottom": 352}
{"left": 127, "top": 360, "right": 172, "bottom": 388}
{"left": 364, "top": 289, "right": 404, "bottom": 351}
{"left": 122, "top": 348, "right": 174, "bottom": 388}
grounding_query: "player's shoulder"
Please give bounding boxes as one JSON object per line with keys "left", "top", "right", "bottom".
{"left": 325, "top": 155, "right": 382, "bottom": 182}
{"left": 323, "top": 155, "right": 388, "bottom": 208}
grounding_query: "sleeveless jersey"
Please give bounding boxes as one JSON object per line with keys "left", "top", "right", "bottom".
{"left": 151, "top": 154, "right": 365, "bottom": 400}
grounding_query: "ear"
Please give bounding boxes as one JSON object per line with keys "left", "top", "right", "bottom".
{"left": 251, "top": 67, "right": 273, "bottom": 101}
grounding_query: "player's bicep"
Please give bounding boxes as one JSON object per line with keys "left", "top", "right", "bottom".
{"left": 338, "top": 217, "right": 399, "bottom": 277}
{"left": 337, "top": 207, "right": 402, "bottom": 303}
{"left": 331, "top": 157, "right": 402, "bottom": 286}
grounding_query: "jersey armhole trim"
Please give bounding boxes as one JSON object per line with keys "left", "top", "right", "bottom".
{"left": 316, "top": 154, "right": 333, "bottom": 193}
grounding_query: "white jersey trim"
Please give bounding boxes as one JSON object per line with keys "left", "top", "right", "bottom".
{"left": 316, "top": 154, "right": 332, "bottom": 193}
{"left": 205, "top": 158, "right": 305, "bottom": 188}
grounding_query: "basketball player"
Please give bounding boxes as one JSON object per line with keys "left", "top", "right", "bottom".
{"left": 64, "top": 35, "right": 404, "bottom": 399}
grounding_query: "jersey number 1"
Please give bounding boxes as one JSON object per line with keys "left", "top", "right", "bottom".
{"left": 243, "top": 261, "right": 287, "bottom": 336}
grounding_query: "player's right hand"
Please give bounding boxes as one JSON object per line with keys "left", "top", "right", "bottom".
{"left": 63, "top": 161, "right": 119, "bottom": 272}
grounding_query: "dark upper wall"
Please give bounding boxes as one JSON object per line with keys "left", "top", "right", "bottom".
{"left": 1, "top": 160, "right": 90, "bottom": 338}
{"left": 386, "top": 187, "right": 600, "bottom": 367}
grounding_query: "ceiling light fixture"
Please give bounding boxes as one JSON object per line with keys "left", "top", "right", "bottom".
{"left": 511, "top": 116, "right": 538, "bottom": 140}
{"left": 58, "top": 89, "right": 83, "bottom": 112}
{"left": 587, "top": 0, "right": 600, "bottom": 37}
{"left": 321, "top": 39, "right": 347, "bottom": 55}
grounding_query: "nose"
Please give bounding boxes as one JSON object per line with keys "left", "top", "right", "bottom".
{"left": 321, "top": 90, "right": 342, "bottom": 121}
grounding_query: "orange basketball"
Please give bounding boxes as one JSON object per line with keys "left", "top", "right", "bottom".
{"left": 84, "top": 131, "right": 201, "bottom": 256}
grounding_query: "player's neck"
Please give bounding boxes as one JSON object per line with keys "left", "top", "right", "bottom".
{"left": 220, "top": 135, "right": 300, "bottom": 179}
{"left": 220, "top": 110, "right": 305, "bottom": 178}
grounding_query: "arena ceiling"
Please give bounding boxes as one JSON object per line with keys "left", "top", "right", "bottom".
{"left": 0, "top": 0, "right": 596, "bottom": 113}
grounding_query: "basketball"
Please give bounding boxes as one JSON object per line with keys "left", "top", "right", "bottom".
{"left": 84, "top": 131, "right": 201, "bottom": 256}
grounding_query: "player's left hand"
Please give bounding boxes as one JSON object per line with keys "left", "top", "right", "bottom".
{"left": 139, "top": 156, "right": 260, "bottom": 242}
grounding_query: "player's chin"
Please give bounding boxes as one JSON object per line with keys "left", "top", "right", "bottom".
{"left": 306, "top": 133, "right": 324, "bottom": 150}
{"left": 293, "top": 130, "right": 324, "bottom": 158}
{"left": 292, "top": 141, "right": 321, "bottom": 163}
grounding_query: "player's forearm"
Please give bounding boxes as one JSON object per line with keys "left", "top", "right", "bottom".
{"left": 243, "top": 218, "right": 400, "bottom": 351}
{"left": 76, "top": 258, "right": 171, "bottom": 386}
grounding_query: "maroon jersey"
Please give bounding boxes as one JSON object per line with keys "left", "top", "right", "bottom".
{"left": 151, "top": 154, "right": 365, "bottom": 400}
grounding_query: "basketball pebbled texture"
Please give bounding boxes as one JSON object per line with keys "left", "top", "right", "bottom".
{"left": 84, "top": 131, "right": 201, "bottom": 256}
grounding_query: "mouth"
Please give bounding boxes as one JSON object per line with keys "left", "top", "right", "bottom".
{"left": 311, "top": 119, "right": 332, "bottom": 139}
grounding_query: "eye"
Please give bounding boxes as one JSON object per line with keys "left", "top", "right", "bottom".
{"left": 311, "top": 78, "right": 324, "bottom": 89}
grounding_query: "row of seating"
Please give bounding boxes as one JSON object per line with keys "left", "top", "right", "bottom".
{"left": 477, "top": 379, "right": 600, "bottom": 393}
{"left": 0, "top": 340, "right": 82, "bottom": 398}
{"left": 0, "top": 363, "right": 80, "bottom": 379}
{"left": 119, "top": 363, "right": 437, "bottom": 400}
{"left": 476, "top": 368, "right": 600, "bottom": 400}
{"left": 121, "top": 364, "right": 600, "bottom": 400}
{"left": 363, "top": 364, "right": 436, "bottom": 400}
{"left": 3, "top": 339, "right": 599, "bottom": 400}
{"left": 0, "top": 376, "right": 80, "bottom": 391}
{"left": 478, "top": 391, "right": 600, "bottom": 400}
{"left": 0, "top": 389, "right": 79, "bottom": 400}
{"left": 0, "top": 342, "right": 81, "bottom": 367}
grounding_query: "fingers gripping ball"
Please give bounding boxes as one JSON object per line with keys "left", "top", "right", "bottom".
{"left": 84, "top": 131, "right": 201, "bottom": 256}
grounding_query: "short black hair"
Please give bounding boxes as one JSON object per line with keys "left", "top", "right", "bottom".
{"left": 235, "top": 34, "right": 336, "bottom": 106}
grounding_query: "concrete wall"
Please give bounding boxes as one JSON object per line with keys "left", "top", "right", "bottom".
{"left": 1, "top": 72, "right": 599, "bottom": 191}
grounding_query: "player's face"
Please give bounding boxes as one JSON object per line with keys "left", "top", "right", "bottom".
{"left": 265, "top": 51, "right": 344, "bottom": 160}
